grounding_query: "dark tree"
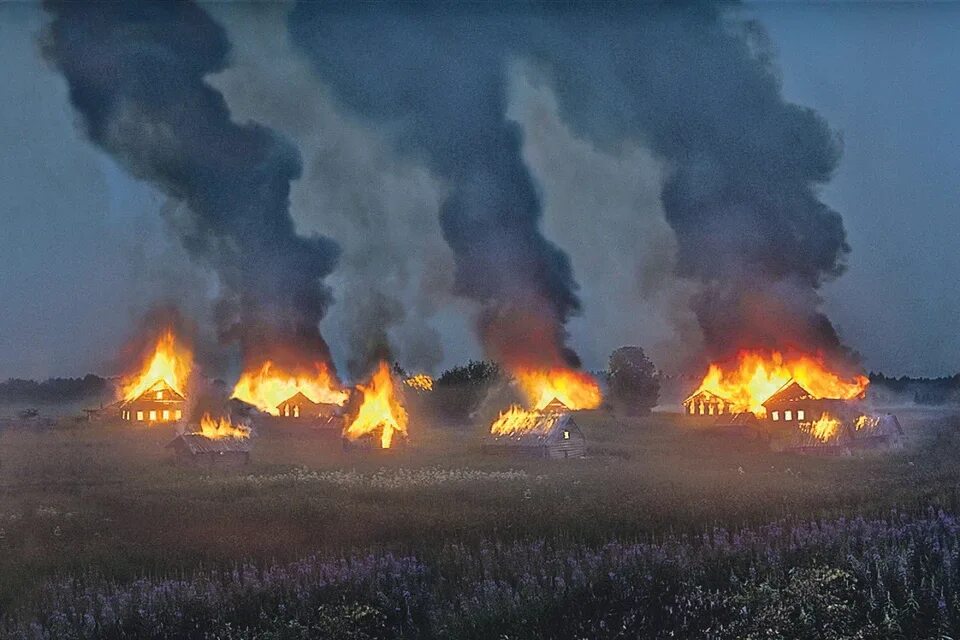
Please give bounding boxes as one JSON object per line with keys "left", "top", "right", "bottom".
{"left": 608, "top": 347, "right": 660, "bottom": 416}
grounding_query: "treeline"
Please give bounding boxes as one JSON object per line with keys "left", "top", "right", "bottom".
{"left": 0, "top": 374, "right": 110, "bottom": 404}
{"left": 869, "top": 372, "right": 960, "bottom": 405}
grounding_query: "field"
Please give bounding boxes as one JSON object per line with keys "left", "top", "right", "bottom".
{"left": 2, "top": 408, "right": 960, "bottom": 638}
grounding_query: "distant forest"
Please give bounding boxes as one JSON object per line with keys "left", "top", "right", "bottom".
{"left": 869, "top": 372, "right": 960, "bottom": 405}
{"left": 0, "top": 375, "right": 110, "bottom": 404}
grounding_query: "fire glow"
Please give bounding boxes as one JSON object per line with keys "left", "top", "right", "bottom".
{"left": 404, "top": 374, "right": 434, "bottom": 392}
{"left": 231, "top": 361, "right": 348, "bottom": 415}
{"left": 693, "top": 350, "right": 868, "bottom": 417}
{"left": 120, "top": 329, "right": 192, "bottom": 402}
{"left": 809, "top": 413, "right": 843, "bottom": 442}
{"left": 343, "top": 362, "right": 409, "bottom": 449}
{"left": 197, "top": 413, "right": 250, "bottom": 440}
{"left": 515, "top": 368, "right": 601, "bottom": 411}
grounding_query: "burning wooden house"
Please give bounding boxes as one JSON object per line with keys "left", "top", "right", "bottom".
{"left": 782, "top": 412, "right": 905, "bottom": 456}
{"left": 166, "top": 433, "right": 250, "bottom": 467}
{"left": 762, "top": 380, "right": 861, "bottom": 425}
{"left": 119, "top": 379, "right": 185, "bottom": 423}
{"left": 483, "top": 400, "right": 587, "bottom": 459}
{"left": 276, "top": 391, "right": 338, "bottom": 419}
{"left": 682, "top": 389, "right": 734, "bottom": 418}
{"left": 341, "top": 362, "right": 409, "bottom": 451}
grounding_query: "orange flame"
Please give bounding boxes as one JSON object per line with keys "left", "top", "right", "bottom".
{"left": 490, "top": 404, "right": 563, "bottom": 436}
{"left": 404, "top": 374, "right": 434, "bottom": 392}
{"left": 693, "top": 350, "right": 868, "bottom": 417}
{"left": 231, "top": 361, "right": 348, "bottom": 415}
{"left": 120, "top": 329, "right": 192, "bottom": 402}
{"left": 809, "top": 412, "right": 843, "bottom": 442}
{"left": 197, "top": 413, "right": 251, "bottom": 440}
{"left": 343, "top": 362, "right": 409, "bottom": 449}
{"left": 514, "top": 367, "right": 602, "bottom": 410}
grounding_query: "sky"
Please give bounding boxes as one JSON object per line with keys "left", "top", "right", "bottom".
{"left": 0, "top": 2, "right": 958, "bottom": 380}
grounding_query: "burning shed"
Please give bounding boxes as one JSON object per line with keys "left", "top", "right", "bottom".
{"left": 484, "top": 402, "right": 586, "bottom": 459}
{"left": 120, "top": 379, "right": 185, "bottom": 423}
{"left": 166, "top": 433, "right": 251, "bottom": 468}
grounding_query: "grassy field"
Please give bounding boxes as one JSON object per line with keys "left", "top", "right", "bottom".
{"left": 1, "top": 407, "right": 960, "bottom": 638}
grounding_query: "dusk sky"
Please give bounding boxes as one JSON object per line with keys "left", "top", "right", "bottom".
{"left": 1, "top": 2, "right": 959, "bottom": 380}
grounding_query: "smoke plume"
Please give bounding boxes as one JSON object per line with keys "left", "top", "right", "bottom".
{"left": 289, "top": 2, "right": 853, "bottom": 369}
{"left": 43, "top": 1, "right": 341, "bottom": 377}
{"left": 289, "top": 3, "right": 584, "bottom": 371}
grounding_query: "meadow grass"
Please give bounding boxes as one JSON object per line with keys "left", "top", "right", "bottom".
{"left": 0, "top": 408, "right": 958, "bottom": 637}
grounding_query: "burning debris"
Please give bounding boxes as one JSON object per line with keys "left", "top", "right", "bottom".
{"left": 342, "top": 362, "right": 409, "bottom": 449}
{"left": 118, "top": 329, "right": 192, "bottom": 424}
{"left": 486, "top": 399, "right": 585, "bottom": 459}
{"left": 167, "top": 413, "right": 251, "bottom": 467}
{"left": 784, "top": 413, "right": 905, "bottom": 455}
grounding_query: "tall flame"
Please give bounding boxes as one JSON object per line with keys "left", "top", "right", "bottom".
{"left": 514, "top": 367, "right": 601, "bottom": 410}
{"left": 231, "top": 361, "right": 348, "bottom": 415}
{"left": 120, "top": 329, "right": 192, "bottom": 402}
{"left": 693, "top": 350, "right": 868, "bottom": 416}
{"left": 198, "top": 413, "right": 251, "bottom": 440}
{"left": 343, "top": 362, "right": 408, "bottom": 449}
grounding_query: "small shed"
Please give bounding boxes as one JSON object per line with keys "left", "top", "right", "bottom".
{"left": 849, "top": 413, "right": 905, "bottom": 452}
{"left": 483, "top": 411, "right": 586, "bottom": 459}
{"left": 682, "top": 390, "right": 734, "bottom": 418}
{"left": 120, "top": 379, "right": 185, "bottom": 423}
{"left": 166, "top": 433, "right": 251, "bottom": 468}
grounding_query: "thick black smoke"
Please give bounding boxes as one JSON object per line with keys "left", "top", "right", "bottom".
{"left": 43, "top": 1, "right": 341, "bottom": 376}
{"left": 530, "top": 3, "right": 851, "bottom": 364}
{"left": 289, "top": 3, "right": 583, "bottom": 371}
{"left": 290, "top": 2, "right": 853, "bottom": 368}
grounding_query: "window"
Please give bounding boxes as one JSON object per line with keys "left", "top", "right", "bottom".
{"left": 785, "top": 410, "right": 793, "bottom": 421}
{"left": 563, "top": 430, "right": 570, "bottom": 440}
{"left": 284, "top": 404, "right": 290, "bottom": 417}
{"left": 156, "top": 391, "right": 163, "bottom": 400}
{"left": 699, "top": 403, "right": 705, "bottom": 415}
{"left": 175, "top": 410, "right": 182, "bottom": 420}
{"left": 137, "top": 411, "right": 144, "bottom": 421}
{"left": 797, "top": 410, "right": 806, "bottom": 421}
{"left": 772, "top": 411, "right": 779, "bottom": 421}
{"left": 149, "top": 410, "right": 157, "bottom": 421}
{"left": 708, "top": 404, "right": 715, "bottom": 415}
{"left": 162, "top": 410, "right": 170, "bottom": 421}
{"left": 293, "top": 405, "right": 300, "bottom": 418}
{"left": 689, "top": 403, "right": 695, "bottom": 414}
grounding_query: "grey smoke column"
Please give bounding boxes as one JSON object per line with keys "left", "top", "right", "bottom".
{"left": 290, "top": 2, "right": 853, "bottom": 367}
{"left": 43, "top": 1, "right": 341, "bottom": 375}
{"left": 289, "top": 3, "right": 584, "bottom": 371}
{"left": 530, "top": 2, "right": 852, "bottom": 363}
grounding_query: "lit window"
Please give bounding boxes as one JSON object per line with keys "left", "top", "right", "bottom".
{"left": 699, "top": 403, "right": 705, "bottom": 415}
{"left": 284, "top": 404, "right": 290, "bottom": 417}
{"left": 688, "top": 404, "right": 695, "bottom": 414}
{"left": 708, "top": 404, "right": 715, "bottom": 415}
{"left": 563, "top": 430, "right": 570, "bottom": 440}
{"left": 137, "top": 411, "right": 144, "bottom": 421}
{"left": 772, "top": 411, "right": 779, "bottom": 421}
{"left": 797, "top": 410, "right": 806, "bottom": 421}
{"left": 149, "top": 410, "right": 157, "bottom": 421}
{"left": 156, "top": 391, "right": 163, "bottom": 400}
{"left": 294, "top": 405, "right": 300, "bottom": 418}
{"left": 162, "top": 410, "right": 170, "bottom": 420}
{"left": 785, "top": 410, "right": 793, "bottom": 421}
{"left": 175, "top": 410, "right": 182, "bottom": 420}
